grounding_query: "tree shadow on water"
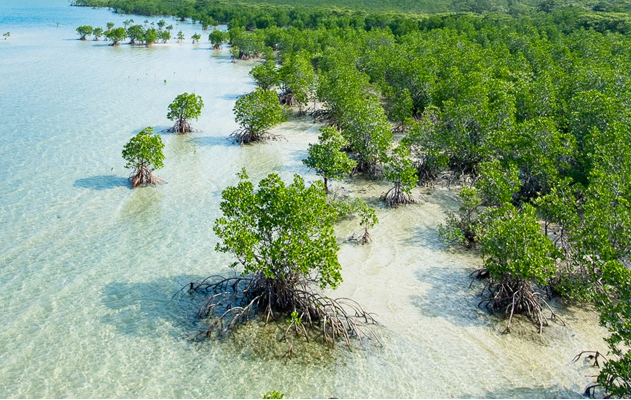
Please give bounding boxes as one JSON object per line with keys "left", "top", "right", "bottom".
{"left": 218, "top": 93, "right": 246, "bottom": 100}
{"left": 189, "top": 136, "right": 235, "bottom": 147}
{"left": 100, "top": 274, "right": 209, "bottom": 339}
{"left": 402, "top": 225, "right": 452, "bottom": 252}
{"left": 74, "top": 175, "right": 130, "bottom": 190}
{"left": 410, "top": 266, "right": 492, "bottom": 328}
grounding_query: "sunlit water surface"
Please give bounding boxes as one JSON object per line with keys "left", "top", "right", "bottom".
{"left": 0, "top": 1, "right": 607, "bottom": 397}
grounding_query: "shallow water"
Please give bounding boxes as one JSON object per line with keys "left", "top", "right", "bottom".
{"left": 0, "top": 1, "right": 608, "bottom": 398}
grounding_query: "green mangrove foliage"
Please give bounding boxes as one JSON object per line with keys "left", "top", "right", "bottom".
{"left": 76, "top": 25, "right": 93, "bottom": 40}
{"left": 232, "top": 89, "right": 285, "bottom": 144}
{"left": 77, "top": 0, "right": 631, "bottom": 392}
{"left": 381, "top": 144, "right": 417, "bottom": 207}
{"left": 167, "top": 92, "right": 204, "bottom": 133}
{"left": 188, "top": 170, "right": 378, "bottom": 345}
{"left": 249, "top": 60, "right": 278, "bottom": 91}
{"left": 278, "top": 52, "right": 315, "bottom": 111}
{"left": 105, "top": 27, "right": 126, "bottom": 46}
{"left": 209, "top": 29, "right": 227, "bottom": 49}
{"left": 303, "top": 127, "right": 356, "bottom": 193}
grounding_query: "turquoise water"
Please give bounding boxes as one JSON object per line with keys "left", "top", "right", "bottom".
{"left": 0, "top": 1, "right": 608, "bottom": 397}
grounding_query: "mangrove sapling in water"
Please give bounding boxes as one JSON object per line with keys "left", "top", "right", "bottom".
{"left": 144, "top": 28, "right": 157, "bottom": 47}
{"left": 187, "top": 170, "right": 378, "bottom": 346}
{"left": 327, "top": 191, "right": 379, "bottom": 244}
{"left": 381, "top": 144, "right": 417, "bottom": 207}
{"left": 231, "top": 89, "right": 285, "bottom": 145}
{"left": 302, "top": 127, "right": 356, "bottom": 193}
{"left": 126, "top": 25, "right": 145, "bottom": 45}
{"left": 76, "top": 25, "right": 93, "bottom": 40}
{"left": 105, "top": 27, "right": 126, "bottom": 46}
{"left": 166, "top": 93, "right": 203, "bottom": 133}
{"left": 157, "top": 30, "right": 171, "bottom": 44}
{"left": 262, "top": 390, "right": 285, "bottom": 399}
{"left": 208, "top": 29, "right": 226, "bottom": 49}
{"left": 122, "top": 127, "right": 165, "bottom": 188}
{"left": 93, "top": 27, "right": 104, "bottom": 41}
{"left": 345, "top": 199, "right": 379, "bottom": 245}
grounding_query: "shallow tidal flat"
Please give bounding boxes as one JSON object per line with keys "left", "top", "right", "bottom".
{"left": 0, "top": 1, "right": 607, "bottom": 397}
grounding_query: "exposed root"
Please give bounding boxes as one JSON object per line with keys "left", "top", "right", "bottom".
{"left": 352, "top": 160, "right": 382, "bottom": 180}
{"left": 413, "top": 159, "right": 441, "bottom": 187}
{"left": 309, "top": 108, "right": 332, "bottom": 123}
{"left": 476, "top": 273, "right": 563, "bottom": 333}
{"left": 583, "top": 383, "right": 602, "bottom": 399}
{"left": 166, "top": 118, "right": 196, "bottom": 134}
{"left": 349, "top": 227, "right": 371, "bottom": 245}
{"left": 186, "top": 272, "right": 380, "bottom": 347}
{"left": 380, "top": 184, "right": 416, "bottom": 208}
{"left": 573, "top": 350, "right": 607, "bottom": 368}
{"left": 130, "top": 164, "right": 163, "bottom": 188}
{"left": 278, "top": 92, "right": 297, "bottom": 107}
{"left": 230, "top": 128, "right": 279, "bottom": 145}
{"left": 468, "top": 268, "right": 490, "bottom": 288}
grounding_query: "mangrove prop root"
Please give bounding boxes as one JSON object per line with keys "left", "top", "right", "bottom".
{"left": 349, "top": 228, "right": 372, "bottom": 245}
{"left": 184, "top": 272, "right": 380, "bottom": 347}
{"left": 278, "top": 92, "right": 298, "bottom": 107}
{"left": 380, "top": 185, "right": 416, "bottom": 208}
{"left": 166, "top": 118, "right": 196, "bottom": 134}
{"left": 475, "top": 272, "right": 564, "bottom": 333}
{"left": 583, "top": 383, "right": 602, "bottom": 399}
{"left": 230, "top": 128, "right": 279, "bottom": 145}
{"left": 573, "top": 350, "right": 607, "bottom": 368}
{"left": 309, "top": 108, "right": 332, "bottom": 124}
{"left": 130, "top": 165, "right": 163, "bottom": 188}
{"left": 468, "top": 268, "right": 489, "bottom": 288}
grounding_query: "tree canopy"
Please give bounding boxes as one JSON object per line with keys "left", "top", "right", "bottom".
{"left": 188, "top": 170, "right": 377, "bottom": 345}
{"left": 232, "top": 89, "right": 284, "bottom": 144}
{"left": 105, "top": 27, "right": 126, "bottom": 46}
{"left": 303, "top": 127, "right": 356, "bottom": 193}
{"left": 76, "top": 25, "right": 93, "bottom": 40}
{"left": 166, "top": 92, "right": 204, "bottom": 133}
{"left": 215, "top": 170, "right": 342, "bottom": 289}
{"left": 122, "top": 127, "right": 165, "bottom": 188}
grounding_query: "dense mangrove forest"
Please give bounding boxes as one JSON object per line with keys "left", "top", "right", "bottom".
{"left": 56, "top": 0, "right": 631, "bottom": 397}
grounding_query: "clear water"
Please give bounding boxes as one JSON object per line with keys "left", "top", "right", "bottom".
{"left": 0, "top": 1, "right": 607, "bottom": 397}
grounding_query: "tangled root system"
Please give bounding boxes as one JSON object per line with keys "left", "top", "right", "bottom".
{"left": 166, "top": 118, "right": 196, "bottom": 134}
{"left": 475, "top": 272, "right": 563, "bottom": 334}
{"left": 185, "top": 272, "right": 379, "bottom": 347}
{"left": 380, "top": 185, "right": 416, "bottom": 208}
{"left": 230, "top": 128, "right": 278, "bottom": 145}
{"left": 130, "top": 165, "right": 163, "bottom": 188}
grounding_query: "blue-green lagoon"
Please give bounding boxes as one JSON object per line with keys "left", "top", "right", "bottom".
{"left": 0, "top": 1, "right": 609, "bottom": 397}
